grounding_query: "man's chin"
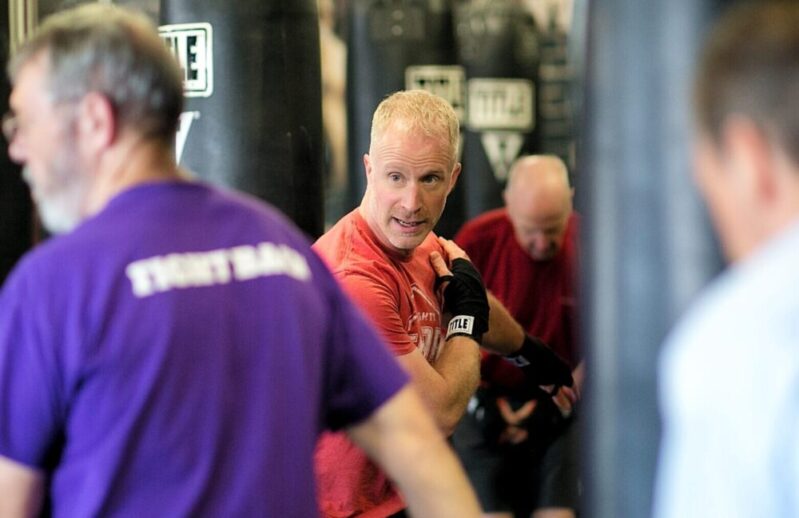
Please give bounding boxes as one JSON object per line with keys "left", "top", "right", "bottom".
{"left": 528, "top": 249, "right": 556, "bottom": 261}
{"left": 37, "top": 201, "right": 82, "bottom": 234}
{"left": 389, "top": 234, "right": 427, "bottom": 254}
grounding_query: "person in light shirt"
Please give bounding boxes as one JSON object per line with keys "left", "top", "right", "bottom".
{"left": 655, "top": 2, "right": 799, "bottom": 517}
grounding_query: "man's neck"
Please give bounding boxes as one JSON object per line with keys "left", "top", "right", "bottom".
{"left": 84, "top": 134, "right": 182, "bottom": 217}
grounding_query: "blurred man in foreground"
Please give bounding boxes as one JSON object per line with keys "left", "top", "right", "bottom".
{"left": 655, "top": 2, "right": 799, "bottom": 517}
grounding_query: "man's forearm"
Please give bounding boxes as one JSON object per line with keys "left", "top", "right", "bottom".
{"left": 480, "top": 292, "right": 525, "bottom": 354}
{"left": 398, "top": 336, "right": 480, "bottom": 435}
{"left": 0, "top": 456, "right": 44, "bottom": 518}
{"left": 429, "top": 335, "right": 481, "bottom": 432}
{"left": 480, "top": 292, "right": 575, "bottom": 391}
{"left": 349, "top": 386, "right": 482, "bottom": 518}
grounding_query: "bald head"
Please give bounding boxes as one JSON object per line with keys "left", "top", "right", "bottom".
{"left": 503, "top": 155, "right": 573, "bottom": 260}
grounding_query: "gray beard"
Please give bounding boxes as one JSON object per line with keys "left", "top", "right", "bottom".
{"left": 22, "top": 165, "right": 86, "bottom": 235}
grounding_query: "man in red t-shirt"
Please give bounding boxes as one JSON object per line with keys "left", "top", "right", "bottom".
{"left": 452, "top": 155, "right": 583, "bottom": 518}
{"left": 313, "top": 91, "right": 574, "bottom": 518}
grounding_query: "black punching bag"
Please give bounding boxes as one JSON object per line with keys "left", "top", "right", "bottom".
{"left": 159, "top": 1, "right": 324, "bottom": 238}
{"left": 576, "top": 0, "right": 726, "bottom": 516}
{"left": 346, "top": 0, "right": 465, "bottom": 238}
{"left": 454, "top": 0, "right": 541, "bottom": 219}
{"left": 536, "top": 8, "right": 575, "bottom": 172}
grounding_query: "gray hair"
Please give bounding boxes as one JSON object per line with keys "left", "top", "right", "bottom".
{"left": 8, "top": 3, "right": 184, "bottom": 145}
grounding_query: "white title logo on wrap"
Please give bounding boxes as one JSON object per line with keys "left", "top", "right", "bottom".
{"left": 125, "top": 242, "right": 311, "bottom": 298}
{"left": 159, "top": 22, "right": 214, "bottom": 98}
{"left": 467, "top": 78, "right": 535, "bottom": 181}
{"left": 446, "top": 315, "right": 475, "bottom": 340}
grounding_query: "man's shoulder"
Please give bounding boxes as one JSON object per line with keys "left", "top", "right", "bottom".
{"left": 13, "top": 228, "right": 89, "bottom": 274}
{"left": 315, "top": 214, "right": 420, "bottom": 303}
{"left": 0, "top": 229, "right": 91, "bottom": 311}
{"left": 462, "top": 208, "right": 507, "bottom": 231}
{"left": 662, "top": 249, "right": 787, "bottom": 376}
{"left": 456, "top": 208, "right": 508, "bottom": 238}
{"left": 314, "top": 210, "right": 390, "bottom": 271}
{"left": 314, "top": 211, "right": 358, "bottom": 270}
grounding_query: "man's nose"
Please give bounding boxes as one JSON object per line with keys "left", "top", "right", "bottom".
{"left": 7, "top": 133, "right": 26, "bottom": 165}
{"left": 531, "top": 233, "right": 549, "bottom": 251}
{"left": 399, "top": 182, "right": 422, "bottom": 212}
{"left": 3, "top": 114, "right": 24, "bottom": 164}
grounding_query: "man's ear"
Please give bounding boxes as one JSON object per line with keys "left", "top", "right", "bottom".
{"left": 363, "top": 153, "right": 372, "bottom": 181}
{"left": 448, "top": 162, "right": 462, "bottom": 194}
{"left": 77, "top": 92, "right": 116, "bottom": 154}
{"left": 722, "top": 116, "right": 776, "bottom": 204}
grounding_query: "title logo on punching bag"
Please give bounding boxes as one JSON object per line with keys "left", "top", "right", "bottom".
{"left": 159, "top": 23, "right": 214, "bottom": 98}
{"left": 467, "top": 78, "right": 534, "bottom": 131}
{"left": 467, "top": 78, "right": 535, "bottom": 181}
{"left": 405, "top": 65, "right": 467, "bottom": 122}
{"left": 406, "top": 65, "right": 467, "bottom": 162}
{"left": 176, "top": 111, "right": 200, "bottom": 164}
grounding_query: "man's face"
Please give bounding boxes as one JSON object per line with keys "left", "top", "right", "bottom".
{"left": 362, "top": 122, "right": 460, "bottom": 256}
{"left": 693, "top": 133, "right": 755, "bottom": 262}
{"left": 506, "top": 191, "right": 570, "bottom": 261}
{"left": 7, "top": 54, "right": 88, "bottom": 234}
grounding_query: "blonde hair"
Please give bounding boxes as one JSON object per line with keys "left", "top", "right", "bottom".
{"left": 370, "top": 90, "right": 460, "bottom": 166}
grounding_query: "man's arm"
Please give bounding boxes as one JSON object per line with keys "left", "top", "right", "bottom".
{"left": 395, "top": 338, "right": 480, "bottom": 435}
{"left": 436, "top": 237, "right": 524, "bottom": 355}
{"left": 348, "top": 385, "right": 482, "bottom": 518}
{"left": 394, "top": 246, "right": 489, "bottom": 435}
{"left": 438, "top": 237, "right": 574, "bottom": 393}
{"left": 0, "top": 456, "right": 44, "bottom": 517}
{"left": 333, "top": 264, "right": 482, "bottom": 435}
{"left": 481, "top": 291, "right": 526, "bottom": 354}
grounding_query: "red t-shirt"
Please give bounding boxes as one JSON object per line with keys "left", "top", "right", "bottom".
{"left": 455, "top": 208, "right": 580, "bottom": 393}
{"left": 312, "top": 209, "right": 447, "bottom": 517}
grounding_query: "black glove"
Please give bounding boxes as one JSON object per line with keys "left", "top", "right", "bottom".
{"left": 504, "top": 335, "right": 573, "bottom": 393}
{"left": 437, "top": 258, "right": 489, "bottom": 342}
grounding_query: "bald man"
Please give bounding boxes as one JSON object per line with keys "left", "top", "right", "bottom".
{"left": 451, "top": 155, "right": 583, "bottom": 518}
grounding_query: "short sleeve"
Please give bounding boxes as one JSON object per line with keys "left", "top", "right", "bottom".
{"left": 319, "top": 271, "right": 409, "bottom": 431}
{"left": 0, "top": 268, "right": 65, "bottom": 468}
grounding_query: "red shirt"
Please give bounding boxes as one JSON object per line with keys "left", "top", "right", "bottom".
{"left": 312, "top": 209, "right": 447, "bottom": 517}
{"left": 455, "top": 208, "right": 579, "bottom": 393}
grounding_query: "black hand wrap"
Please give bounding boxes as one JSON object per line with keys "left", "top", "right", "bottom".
{"left": 504, "top": 335, "right": 573, "bottom": 395}
{"left": 439, "top": 258, "right": 489, "bottom": 342}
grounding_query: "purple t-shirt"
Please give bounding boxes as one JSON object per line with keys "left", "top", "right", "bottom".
{"left": 0, "top": 181, "right": 408, "bottom": 517}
